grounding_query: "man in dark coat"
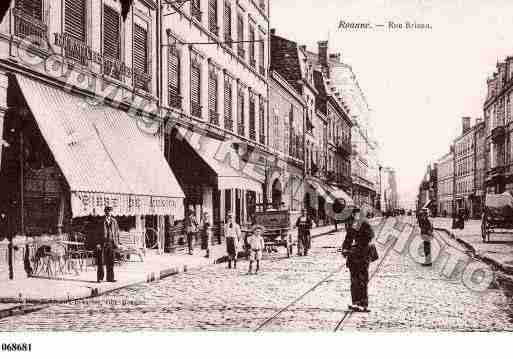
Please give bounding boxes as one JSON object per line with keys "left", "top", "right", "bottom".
{"left": 296, "top": 209, "right": 313, "bottom": 256}
{"left": 418, "top": 209, "right": 434, "bottom": 266}
{"left": 342, "top": 208, "right": 374, "bottom": 312}
{"left": 97, "top": 206, "right": 119, "bottom": 282}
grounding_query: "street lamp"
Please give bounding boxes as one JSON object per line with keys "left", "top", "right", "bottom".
{"left": 378, "top": 165, "right": 382, "bottom": 212}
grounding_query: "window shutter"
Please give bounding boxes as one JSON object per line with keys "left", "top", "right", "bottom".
{"left": 237, "top": 84, "right": 245, "bottom": 136}
{"left": 237, "top": 13, "right": 244, "bottom": 58}
{"left": 249, "top": 91, "right": 255, "bottom": 140}
{"left": 223, "top": 1, "right": 231, "bottom": 46}
{"left": 249, "top": 24, "right": 255, "bottom": 67}
{"left": 103, "top": 5, "right": 121, "bottom": 79}
{"left": 65, "top": 0, "right": 86, "bottom": 43}
{"left": 208, "top": 0, "right": 218, "bottom": 35}
{"left": 224, "top": 75, "right": 233, "bottom": 131}
{"left": 259, "top": 35, "right": 265, "bottom": 75}
{"left": 259, "top": 98, "right": 265, "bottom": 145}
{"left": 191, "top": 57, "right": 201, "bottom": 118}
{"left": 191, "top": 0, "right": 201, "bottom": 21}
{"left": 133, "top": 23, "right": 149, "bottom": 90}
{"left": 209, "top": 66, "right": 218, "bottom": 125}
{"left": 168, "top": 44, "right": 181, "bottom": 109}
{"left": 16, "top": 0, "right": 43, "bottom": 20}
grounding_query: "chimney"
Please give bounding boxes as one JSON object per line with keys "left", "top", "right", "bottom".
{"left": 462, "top": 116, "right": 471, "bottom": 134}
{"left": 318, "top": 40, "right": 328, "bottom": 76}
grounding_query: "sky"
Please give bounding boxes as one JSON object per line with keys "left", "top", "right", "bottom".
{"left": 270, "top": 0, "right": 513, "bottom": 207}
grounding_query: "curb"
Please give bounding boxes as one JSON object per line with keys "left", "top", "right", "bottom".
{"left": 434, "top": 226, "right": 513, "bottom": 275}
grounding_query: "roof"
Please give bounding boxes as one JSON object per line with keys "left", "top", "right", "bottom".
{"left": 270, "top": 34, "right": 303, "bottom": 95}
{"left": 16, "top": 74, "right": 185, "bottom": 218}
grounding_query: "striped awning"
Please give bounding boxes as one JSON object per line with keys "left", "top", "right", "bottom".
{"left": 16, "top": 74, "right": 185, "bottom": 218}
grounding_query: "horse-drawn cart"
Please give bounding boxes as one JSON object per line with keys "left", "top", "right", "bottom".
{"left": 253, "top": 209, "right": 301, "bottom": 257}
{"left": 481, "top": 191, "right": 513, "bottom": 242}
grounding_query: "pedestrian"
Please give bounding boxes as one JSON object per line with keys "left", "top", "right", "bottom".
{"left": 247, "top": 225, "right": 265, "bottom": 274}
{"left": 224, "top": 212, "right": 241, "bottom": 269}
{"left": 296, "top": 208, "right": 313, "bottom": 256}
{"left": 185, "top": 207, "right": 199, "bottom": 255}
{"left": 417, "top": 209, "right": 434, "bottom": 266}
{"left": 97, "top": 206, "right": 119, "bottom": 283}
{"left": 342, "top": 207, "right": 374, "bottom": 313}
{"left": 201, "top": 211, "right": 211, "bottom": 258}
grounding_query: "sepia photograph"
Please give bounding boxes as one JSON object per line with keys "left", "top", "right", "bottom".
{"left": 0, "top": 0, "right": 512, "bottom": 356}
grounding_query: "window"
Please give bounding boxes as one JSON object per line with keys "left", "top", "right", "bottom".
{"left": 190, "top": 53, "right": 202, "bottom": 118}
{"left": 14, "top": 0, "right": 46, "bottom": 43}
{"left": 168, "top": 41, "right": 181, "bottom": 109}
{"left": 191, "top": 0, "right": 201, "bottom": 21}
{"left": 259, "top": 34, "right": 265, "bottom": 75}
{"left": 224, "top": 74, "right": 233, "bottom": 131}
{"left": 103, "top": 5, "right": 121, "bottom": 79}
{"left": 249, "top": 22, "right": 255, "bottom": 68}
{"left": 223, "top": 1, "right": 232, "bottom": 47}
{"left": 133, "top": 23, "right": 150, "bottom": 91}
{"left": 259, "top": 97, "right": 265, "bottom": 145}
{"left": 237, "top": 83, "right": 245, "bottom": 136}
{"left": 208, "top": 0, "right": 218, "bottom": 35}
{"left": 237, "top": 13, "right": 244, "bottom": 58}
{"left": 249, "top": 91, "right": 256, "bottom": 140}
{"left": 208, "top": 64, "right": 219, "bottom": 125}
{"left": 64, "top": 0, "right": 87, "bottom": 63}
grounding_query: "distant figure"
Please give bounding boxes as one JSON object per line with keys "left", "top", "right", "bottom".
{"left": 296, "top": 209, "right": 313, "bottom": 256}
{"left": 224, "top": 212, "right": 242, "bottom": 269}
{"left": 201, "top": 211, "right": 212, "bottom": 258}
{"left": 97, "top": 206, "right": 119, "bottom": 283}
{"left": 247, "top": 225, "right": 265, "bottom": 274}
{"left": 417, "top": 209, "right": 434, "bottom": 266}
{"left": 185, "top": 207, "right": 199, "bottom": 255}
{"left": 342, "top": 208, "right": 374, "bottom": 313}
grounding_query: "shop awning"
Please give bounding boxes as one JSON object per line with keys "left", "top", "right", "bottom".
{"left": 307, "top": 180, "right": 354, "bottom": 207}
{"left": 326, "top": 185, "right": 355, "bottom": 208}
{"left": 16, "top": 75, "right": 185, "bottom": 218}
{"left": 176, "top": 127, "right": 264, "bottom": 193}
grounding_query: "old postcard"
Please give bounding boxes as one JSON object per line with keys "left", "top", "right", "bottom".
{"left": 0, "top": 0, "right": 511, "bottom": 357}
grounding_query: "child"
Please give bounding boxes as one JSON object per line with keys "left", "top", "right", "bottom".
{"left": 247, "top": 225, "right": 265, "bottom": 274}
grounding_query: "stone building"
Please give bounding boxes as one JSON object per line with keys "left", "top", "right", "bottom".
{"left": 454, "top": 117, "right": 475, "bottom": 216}
{"left": 473, "top": 119, "right": 486, "bottom": 218}
{"left": 437, "top": 150, "right": 454, "bottom": 217}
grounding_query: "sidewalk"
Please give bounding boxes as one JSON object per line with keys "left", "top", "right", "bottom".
{"left": 0, "top": 224, "right": 337, "bottom": 305}
{"left": 432, "top": 217, "right": 513, "bottom": 274}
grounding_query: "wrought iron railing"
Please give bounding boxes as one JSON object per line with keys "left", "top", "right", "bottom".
{"left": 191, "top": 102, "right": 202, "bottom": 118}
{"left": 168, "top": 91, "right": 182, "bottom": 109}
{"left": 13, "top": 8, "right": 47, "bottom": 46}
{"left": 209, "top": 110, "right": 220, "bottom": 126}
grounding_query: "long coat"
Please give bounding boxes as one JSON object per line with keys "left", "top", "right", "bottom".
{"left": 342, "top": 220, "right": 374, "bottom": 266}
{"left": 103, "top": 218, "right": 120, "bottom": 249}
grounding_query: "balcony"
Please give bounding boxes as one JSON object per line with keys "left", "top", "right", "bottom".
{"left": 168, "top": 91, "right": 182, "bottom": 110}
{"left": 191, "top": 102, "right": 202, "bottom": 118}
{"left": 134, "top": 72, "right": 152, "bottom": 92}
{"left": 491, "top": 125, "right": 506, "bottom": 143}
{"left": 13, "top": 8, "right": 47, "bottom": 46}
{"left": 103, "top": 56, "right": 124, "bottom": 81}
{"left": 209, "top": 110, "right": 220, "bottom": 126}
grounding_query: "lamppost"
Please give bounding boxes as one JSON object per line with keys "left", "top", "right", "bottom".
{"left": 378, "top": 165, "right": 382, "bottom": 212}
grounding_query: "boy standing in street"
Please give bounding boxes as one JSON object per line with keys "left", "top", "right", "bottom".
{"left": 418, "top": 209, "right": 433, "bottom": 266}
{"left": 247, "top": 225, "right": 265, "bottom": 274}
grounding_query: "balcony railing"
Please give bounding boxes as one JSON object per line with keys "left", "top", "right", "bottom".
{"left": 209, "top": 110, "right": 220, "bottom": 126}
{"left": 134, "top": 72, "right": 152, "bottom": 92}
{"left": 224, "top": 118, "right": 233, "bottom": 132}
{"left": 491, "top": 125, "right": 506, "bottom": 143}
{"left": 191, "top": 5, "right": 202, "bottom": 21}
{"left": 103, "top": 55, "right": 123, "bottom": 80}
{"left": 191, "top": 102, "right": 202, "bottom": 118}
{"left": 13, "top": 8, "right": 47, "bottom": 46}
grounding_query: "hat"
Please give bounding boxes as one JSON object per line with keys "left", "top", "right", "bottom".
{"left": 252, "top": 224, "right": 264, "bottom": 233}
{"left": 104, "top": 206, "right": 113, "bottom": 213}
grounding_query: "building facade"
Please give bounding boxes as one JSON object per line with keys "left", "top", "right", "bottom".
{"left": 437, "top": 150, "right": 454, "bottom": 217}
{"left": 417, "top": 163, "right": 437, "bottom": 216}
{"left": 0, "top": 0, "right": 185, "bottom": 249}
{"left": 162, "top": 0, "right": 270, "bottom": 227}
{"left": 454, "top": 117, "right": 475, "bottom": 216}
{"left": 381, "top": 166, "right": 399, "bottom": 213}
{"left": 473, "top": 119, "right": 486, "bottom": 218}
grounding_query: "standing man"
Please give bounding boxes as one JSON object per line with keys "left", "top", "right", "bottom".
{"left": 296, "top": 208, "right": 313, "bottom": 256}
{"left": 417, "top": 209, "right": 433, "bottom": 266}
{"left": 200, "top": 211, "right": 212, "bottom": 258}
{"left": 97, "top": 206, "right": 119, "bottom": 283}
{"left": 186, "top": 207, "right": 199, "bottom": 255}
{"left": 224, "top": 212, "right": 241, "bottom": 269}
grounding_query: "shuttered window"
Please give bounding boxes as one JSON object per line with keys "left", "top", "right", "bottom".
{"left": 249, "top": 23, "right": 255, "bottom": 68}
{"left": 259, "top": 35, "right": 265, "bottom": 75}
{"left": 191, "top": 0, "right": 201, "bottom": 21}
{"left": 64, "top": 0, "right": 87, "bottom": 64}
{"left": 223, "top": 1, "right": 232, "bottom": 47}
{"left": 14, "top": 0, "right": 46, "bottom": 43}
{"left": 208, "top": 0, "right": 218, "bottom": 35}
{"left": 249, "top": 91, "right": 256, "bottom": 140}
{"left": 224, "top": 75, "right": 233, "bottom": 131}
{"left": 259, "top": 97, "right": 265, "bottom": 145}
{"left": 208, "top": 65, "right": 219, "bottom": 125}
{"left": 191, "top": 55, "right": 202, "bottom": 118}
{"left": 133, "top": 23, "right": 150, "bottom": 91}
{"left": 103, "top": 5, "right": 121, "bottom": 79}
{"left": 168, "top": 43, "right": 181, "bottom": 109}
{"left": 237, "top": 13, "right": 244, "bottom": 58}
{"left": 237, "top": 84, "right": 245, "bottom": 136}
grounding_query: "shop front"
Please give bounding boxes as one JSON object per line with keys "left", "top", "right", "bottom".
{"left": 165, "top": 126, "right": 265, "bottom": 237}
{"left": 1, "top": 74, "right": 184, "bottom": 267}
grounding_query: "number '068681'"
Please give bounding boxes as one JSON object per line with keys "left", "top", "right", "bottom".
{"left": 2, "top": 343, "right": 32, "bottom": 351}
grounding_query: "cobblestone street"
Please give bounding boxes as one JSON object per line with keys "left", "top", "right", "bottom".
{"left": 2, "top": 217, "right": 513, "bottom": 331}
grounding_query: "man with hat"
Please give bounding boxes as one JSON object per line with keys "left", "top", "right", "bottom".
{"left": 185, "top": 206, "right": 199, "bottom": 255}
{"left": 224, "top": 212, "right": 241, "bottom": 269}
{"left": 247, "top": 225, "right": 265, "bottom": 274}
{"left": 418, "top": 208, "right": 434, "bottom": 266}
{"left": 97, "top": 206, "right": 119, "bottom": 282}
